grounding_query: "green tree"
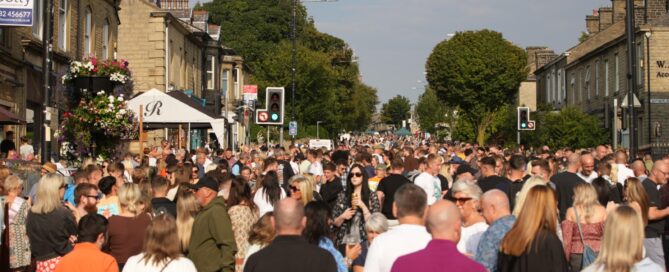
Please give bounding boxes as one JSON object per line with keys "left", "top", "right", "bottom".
{"left": 381, "top": 95, "right": 411, "bottom": 127}
{"left": 426, "top": 29, "right": 527, "bottom": 145}
{"left": 527, "top": 106, "right": 608, "bottom": 148}
{"left": 415, "top": 88, "right": 447, "bottom": 133}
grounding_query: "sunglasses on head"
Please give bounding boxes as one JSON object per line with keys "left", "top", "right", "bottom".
{"left": 350, "top": 172, "right": 363, "bottom": 178}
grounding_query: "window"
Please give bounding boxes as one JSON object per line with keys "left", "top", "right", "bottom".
{"left": 570, "top": 73, "right": 576, "bottom": 104}
{"left": 595, "top": 60, "right": 599, "bottom": 97}
{"left": 33, "top": 0, "right": 43, "bottom": 38}
{"left": 637, "top": 43, "right": 644, "bottom": 85}
{"left": 552, "top": 69, "right": 557, "bottom": 102}
{"left": 583, "top": 67, "right": 590, "bottom": 101}
{"left": 206, "top": 56, "right": 215, "bottom": 90}
{"left": 546, "top": 74, "right": 551, "bottom": 103}
{"left": 557, "top": 69, "right": 563, "bottom": 102}
{"left": 233, "top": 68, "right": 240, "bottom": 97}
{"left": 102, "top": 19, "right": 109, "bottom": 59}
{"left": 84, "top": 8, "right": 92, "bottom": 55}
{"left": 222, "top": 69, "right": 229, "bottom": 94}
{"left": 605, "top": 59, "right": 609, "bottom": 97}
{"left": 615, "top": 54, "right": 620, "bottom": 93}
{"left": 58, "top": 0, "right": 67, "bottom": 50}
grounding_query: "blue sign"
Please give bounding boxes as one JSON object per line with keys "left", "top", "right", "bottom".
{"left": 0, "top": 6, "right": 33, "bottom": 26}
{"left": 289, "top": 121, "right": 297, "bottom": 136}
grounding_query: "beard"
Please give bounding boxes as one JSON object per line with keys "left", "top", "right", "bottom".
{"left": 84, "top": 202, "right": 98, "bottom": 214}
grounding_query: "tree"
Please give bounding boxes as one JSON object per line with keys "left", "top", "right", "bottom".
{"left": 426, "top": 29, "right": 527, "bottom": 145}
{"left": 415, "top": 88, "right": 447, "bottom": 133}
{"left": 527, "top": 106, "right": 608, "bottom": 148}
{"left": 381, "top": 95, "right": 411, "bottom": 127}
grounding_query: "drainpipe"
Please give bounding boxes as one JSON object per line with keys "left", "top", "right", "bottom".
{"left": 164, "top": 17, "right": 170, "bottom": 93}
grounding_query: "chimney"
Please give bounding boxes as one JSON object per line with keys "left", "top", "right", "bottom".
{"left": 586, "top": 14, "right": 600, "bottom": 35}
{"left": 612, "top": 0, "right": 626, "bottom": 23}
{"left": 599, "top": 7, "right": 613, "bottom": 30}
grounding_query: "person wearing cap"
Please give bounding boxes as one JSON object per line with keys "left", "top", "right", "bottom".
{"left": 187, "top": 176, "right": 237, "bottom": 272}
{"left": 454, "top": 164, "right": 478, "bottom": 184}
{"left": 28, "top": 162, "right": 59, "bottom": 202}
{"left": 368, "top": 163, "right": 387, "bottom": 192}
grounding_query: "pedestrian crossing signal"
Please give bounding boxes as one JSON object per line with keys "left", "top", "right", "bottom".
{"left": 256, "top": 87, "right": 285, "bottom": 125}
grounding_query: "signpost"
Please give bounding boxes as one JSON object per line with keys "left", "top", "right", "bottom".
{"left": 243, "top": 85, "right": 258, "bottom": 102}
{"left": 289, "top": 121, "right": 297, "bottom": 136}
{"left": 0, "top": 0, "right": 33, "bottom": 26}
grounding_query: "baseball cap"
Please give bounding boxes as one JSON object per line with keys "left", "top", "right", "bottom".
{"left": 186, "top": 176, "right": 219, "bottom": 192}
{"left": 449, "top": 157, "right": 465, "bottom": 164}
{"left": 376, "top": 163, "right": 388, "bottom": 171}
{"left": 455, "top": 164, "right": 478, "bottom": 177}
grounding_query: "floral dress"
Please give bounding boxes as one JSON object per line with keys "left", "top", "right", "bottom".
{"left": 229, "top": 204, "right": 259, "bottom": 272}
{"left": 332, "top": 191, "right": 380, "bottom": 248}
{"left": 2, "top": 196, "right": 31, "bottom": 269}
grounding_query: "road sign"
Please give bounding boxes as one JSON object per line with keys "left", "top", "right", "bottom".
{"left": 257, "top": 111, "right": 269, "bottom": 122}
{"left": 255, "top": 87, "right": 285, "bottom": 125}
{"left": 243, "top": 85, "right": 258, "bottom": 101}
{"left": 289, "top": 121, "right": 297, "bottom": 136}
{"left": 0, "top": 0, "right": 33, "bottom": 27}
{"left": 517, "top": 107, "right": 535, "bottom": 131}
{"left": 621, "top": 93, "right": 642, "bottom": 108}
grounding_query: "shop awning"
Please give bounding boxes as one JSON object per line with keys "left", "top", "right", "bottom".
{"left": 0, "top": 107, "right": 25, "bottom": 124}
{"left": 127, "top": 88, "right": 226, "bottom": 143}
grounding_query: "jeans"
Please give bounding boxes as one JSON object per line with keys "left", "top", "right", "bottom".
{"left": 645, "top": 237, "right": 665, "bottom": 268}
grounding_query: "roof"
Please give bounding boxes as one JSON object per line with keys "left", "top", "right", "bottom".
{"left": 166, "top": 90, "right": 220, "bottom": 120}
{"left": 192, "top": 10, "right": 208, "bottom": 22}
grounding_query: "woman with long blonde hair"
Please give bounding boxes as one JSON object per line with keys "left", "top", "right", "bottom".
{"left": 498, "top": 185, "right": 568, "bottom": 272}
{"left": 512, "top": 176, "right": 549, "bottom": 216}
{"left": 582, "top": 206, "right": 663, "bottom": 272}
{"left": 108, "top": 183, "right": 152, "bottom": 270}
{"left": 26, "top": 173, "right": 77, "bottom": 272}
{"left": 176, "top": 189, "right": 200, "bottom": 254}
{"left": 123, "top": 214, "right": 197, "bottom": 271}
{"left": 561, "top": 183, "right": 607, "bottom": 271}
{"left": 623, "top": 177, "right": 650, "bottom": 225}
{"left": 289, "top": 175, "right": 316, "bottom": 206}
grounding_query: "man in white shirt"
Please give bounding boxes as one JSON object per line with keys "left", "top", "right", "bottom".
{"left": 413, "top": 154, "right": 442, "bottom": 205}
{"left": 615, "top": 150, "right": 634, "bottom": 185}
{"left": 364, "top": 183, "right": 431, "bottom": 272}
{"left": 577, "top": 154, "right": 598, "bottom": 183}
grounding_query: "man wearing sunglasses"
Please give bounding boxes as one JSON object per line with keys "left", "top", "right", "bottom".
{"left": 69, "top": 183, "right": 100, "bottom": 223}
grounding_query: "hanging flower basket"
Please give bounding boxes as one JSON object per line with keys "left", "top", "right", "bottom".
{"left": 73, "top": 76, "right": 114, "bottom": 92}
{"left": 62, "top": 57, "right": 131, "bottom": 89}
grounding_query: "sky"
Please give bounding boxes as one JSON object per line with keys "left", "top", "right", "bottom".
{"left": 305, "top": 0, "right": 611, "bottom": 105}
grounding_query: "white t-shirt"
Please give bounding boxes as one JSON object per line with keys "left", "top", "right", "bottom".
{"left": 577, "top": 171, "right": 599, "bottom": 184}
{"left": 457, "top": 221, "right": 488, "bottom": 254}
{"left": 253, "top": 187, "right": 286, "bottom": 216}
{"left": 414, "top": 172, "right": 441, "bottom": 205}
{"left": 616, "top": 164, "right": 635, "bottom": 185}
{"left": 364, "top": 224, "right": 431, "bottom": 272}
{"left": 122, "top": 253, "right": 197, "bottom": 272}
{"left": 19, "top": 144, "right": 33, "bottom": 160}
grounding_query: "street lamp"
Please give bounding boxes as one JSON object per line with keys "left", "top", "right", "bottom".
{"left": 645, "top": 30, "right": 652, "bottom": 153}
{"left": 316, "top": 121, "right": 324, "bottom": 139}
{"left": 291, "top": 0, "right": 337, "bottom": 144}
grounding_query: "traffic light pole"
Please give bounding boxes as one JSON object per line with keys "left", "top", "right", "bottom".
{"left": 290, "top": 0, "right": 297, "bottom": 145}
{"left": 625, "top": 0, "right": 638, "bottom": 159}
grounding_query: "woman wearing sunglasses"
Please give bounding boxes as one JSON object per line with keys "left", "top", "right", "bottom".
{"left": 451, "top": 181, "right": 488, "bottom": 256}
{"left": 288, "top": 175, "right": 318, "bottom": 206}
{"left": 332, "top": 164, "right": 380, "bottom": 251}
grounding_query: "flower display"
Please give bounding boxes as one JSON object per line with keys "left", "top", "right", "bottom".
{"left": 57, "top": 90, "right": 138, "bottom": 159}
{"left": 62, "top": 57, "right": 132, "bottom": 84}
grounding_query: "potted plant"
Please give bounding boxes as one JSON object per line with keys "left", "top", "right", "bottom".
{"left": 62, "top": 57, "right": 131, "bottom": 91}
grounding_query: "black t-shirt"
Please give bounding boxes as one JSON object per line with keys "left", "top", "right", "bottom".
{"left": 0, "top": 139, "right": 14, "bottom": 154}
{"left": 377, "top": 174, "right": 410, "bottom": 220}
{"left": 497, "top": 175, "right": 529, "bottom": 211}
{"left": 551, "top": 172, "right": 585, "bottom": 221}
{"left": 478, "top": 175, "right": 511, "bottom": 193}
{"left": 151, "top": 197, "right": 177, "bottom": 218}
{"left": 437, "top": 174, "right": 450, "bottom": 192}
{"left": 643, "top": 178, "right": 665, "bottom": 238}
{"left": 320, "top": 178, "right": 343, "bottom": 211}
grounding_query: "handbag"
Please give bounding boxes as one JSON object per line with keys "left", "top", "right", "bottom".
{"left": 574, "top": 208, "right": 598, "bottom": 268}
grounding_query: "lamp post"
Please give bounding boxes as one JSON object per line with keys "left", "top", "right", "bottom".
{"left": 290, "top": 0, "right": 337, "bottom": 145}
{"left": 625, "top": 0, "right": 638, "bottom": 160}
{"left": 316, "top": 121, "right": 323, "bottom": 139}
{"left": 645, "top": 31, "right": 652, "bottom": 154}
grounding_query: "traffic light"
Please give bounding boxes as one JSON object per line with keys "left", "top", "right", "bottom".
{"left": 517, "top": 107, "right": 535, "bottom": 130}
{"left": 255, "top": 87, "right": 285, "bottom": 125}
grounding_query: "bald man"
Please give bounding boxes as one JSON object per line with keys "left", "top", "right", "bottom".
{"left": 244, "top": 198, "right": 336, "bottom": 272}
{"left": 642, "top": 160, "right": 669, "bottom": 267}
{"left": 474, "top": 190, "right": 516, "bottom": 271}
{"left": 577, "top": 154, "right": 598, "bottom": 183}
{"left": 632, "top": 159, "right": 648, "bottom": 180}
{"left": 391, "top": 200, "right": 485, "bottom": 272}
{"left": 552, "top": 153, "right": 585, "bottom": 220}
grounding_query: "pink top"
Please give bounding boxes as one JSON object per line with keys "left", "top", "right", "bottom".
{"left": 560, "top": 220, "right": 605, "bottom": 260}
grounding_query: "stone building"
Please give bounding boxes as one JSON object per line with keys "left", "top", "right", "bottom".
{"left": 535, "top": 0, "right": 669, "bottom": 155}
{"left": 117, "top": 1, "right": 246, "bottom": 149}
{"left": 0, "top": 0, "right": 120, "bottom": 157}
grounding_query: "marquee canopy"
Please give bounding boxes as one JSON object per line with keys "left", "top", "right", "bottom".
{"left": 126, "top": 88, "right": 226, "bottom": 143}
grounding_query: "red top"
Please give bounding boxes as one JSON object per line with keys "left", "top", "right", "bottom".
{"left": 561, "top": 220, "right": 605, "bottom": 260}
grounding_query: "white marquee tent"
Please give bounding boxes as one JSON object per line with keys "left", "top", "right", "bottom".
{"left": 126, "top": 88, "right": 226, "bottom": 144}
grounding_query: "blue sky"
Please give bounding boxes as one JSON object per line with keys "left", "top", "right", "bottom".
{"left": 306, "top": 0, "right": 610, "bottom": 105}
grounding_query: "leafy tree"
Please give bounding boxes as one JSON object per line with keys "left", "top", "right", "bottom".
{"left": 415, "top": 88, "right": 447, "bottom": 133}
{"left": 426, "top": 29, "right": 527, "bottom": 145}
{"left": 381, "top": 95, "right": 411, "bottom": 127}
{"left": 203, "top": 0, "right": 377, "bottom": 133}
{"left": 526, "top": 106, "right": 608, "bottom": 149}
{"left": 579, "top": 31, "right": 589, "bottom": 43}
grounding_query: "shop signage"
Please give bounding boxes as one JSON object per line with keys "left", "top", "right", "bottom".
{"left": 0, "top": 0, "right": 33, "bottom": 26}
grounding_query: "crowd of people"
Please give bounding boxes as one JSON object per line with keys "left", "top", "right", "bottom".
{"left": 0, "top": 135, "right": 668, "bottom": 272}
